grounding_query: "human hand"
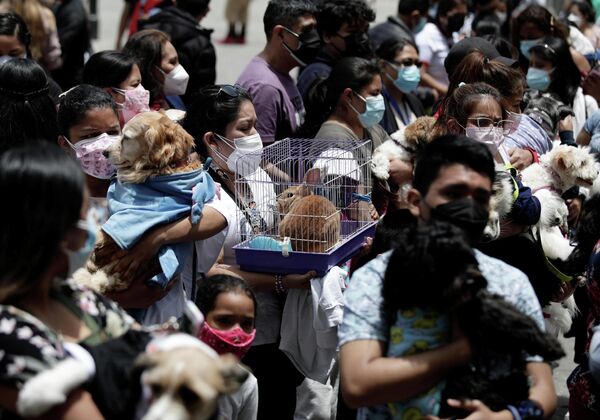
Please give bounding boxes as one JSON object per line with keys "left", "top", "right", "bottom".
{"left": 559, "top": 115, "right": 574, "bottom": 132}
{"left": 509, "top": 148, "right": 534, "bottom": 171}
{"left": 425, "top": 400, "right": 513, "bottom": 420}
{"left": 369, "top": 203, "right": 380, "bottom": 221}
{"left": 105, "top": 273, "right": 174, "bottom": 309}
{"left": 108, "top": 231, "right": 163, "bottom": 283}
{"left": 283, "top": 270, "right": 317, "bottom": 289}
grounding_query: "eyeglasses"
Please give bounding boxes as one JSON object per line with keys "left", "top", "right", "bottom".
{"left": 388, "top": 59, "right": 422, "bottom": 68}
{"left": 217, "top": 84, "right": 247, "bottom": 98}
{"left": 466, "top": 117, "right": 515, "bottom": 134}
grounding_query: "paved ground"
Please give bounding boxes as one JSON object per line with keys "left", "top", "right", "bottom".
{"left": 90, "top": 1, "right": 574, "bottom": 418}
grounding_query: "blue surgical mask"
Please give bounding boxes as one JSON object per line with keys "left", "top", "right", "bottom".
{"left": 63, "top": 210, "right": 99, "bottom": 277}
{"left": 520, "top": 38, "right": 543, "bottom": 60}
{"left": 412, "top": 17, "right": 427, "bottom": 34}
{"left": 350, "top": 93, "right": 386, "bottom": 128}
{"left": 526, "top": 67, "right": 552, "bottom": 91}
{"left": 388, "top": 64, "right": 421, "bottom": 94}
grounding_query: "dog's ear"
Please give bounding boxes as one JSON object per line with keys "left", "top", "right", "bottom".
{"left": 553, "top": 148, "right": 574, "bottom": 171}
{"left": 216, "top": 354, "right": 249, "bottom": 395}
{"left": 134, "top": 351, "right": 164, "bottom": 370}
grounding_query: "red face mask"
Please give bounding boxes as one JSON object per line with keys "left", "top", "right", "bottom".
{"left": 199, "top": 323, "right": 256, "bottom": 360}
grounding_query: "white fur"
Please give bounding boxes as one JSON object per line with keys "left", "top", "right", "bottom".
{"left": 544, "top": 296, "right": 578, "bottom": 337}
{"left": 482, "top": 168, "right": 514, "bottom": 242}
{"left": 371, "top": 139, "right": 411, "bottom": 181}
{"left": 17, "top": 359, "right": 90, "bottom": 417}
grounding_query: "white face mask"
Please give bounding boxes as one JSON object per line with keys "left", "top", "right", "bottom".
{"left": 466, "top": 126, "right": 509, "bottom": 164}
{"left": 212, "top": 133, "right": 263, "bottom": 177}
{"left": 159, "top": 64, "right": 190, "bottom": 96}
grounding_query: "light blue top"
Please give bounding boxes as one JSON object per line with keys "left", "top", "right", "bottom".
{"left": 338, "top": 249, "right": 545, "bottom": 419}
{"left": 103, "top": 169, "right": 216, "bottom": 287}
{"left": 583, "top": 109, "right": 600, "bottom": 154}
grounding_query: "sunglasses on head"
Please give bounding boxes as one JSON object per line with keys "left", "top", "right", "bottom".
{"left": 217, "top": 84, "right": 248, "bottom": 98}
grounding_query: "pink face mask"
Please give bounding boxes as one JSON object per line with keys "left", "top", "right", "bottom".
{"left": 65, "top": 133, "right": 120, "bottom": 179}
{"left": 113, "top": 84, "right": 150, "bottom": 124}
{"left": 199, "top": 323, "right": 256, "bottom": 360}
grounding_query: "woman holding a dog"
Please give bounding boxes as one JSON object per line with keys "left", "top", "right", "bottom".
{"left": 0, "top": 143, "right": 135, "bottom": 419}
{"left": 183, "top": 84, "right": 316, "bottom": 419}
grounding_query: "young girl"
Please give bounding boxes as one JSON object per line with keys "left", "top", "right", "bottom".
{"left": 196, "top": 275, "right": 258, "bottom": 420}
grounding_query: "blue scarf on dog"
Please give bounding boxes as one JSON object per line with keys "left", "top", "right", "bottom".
{"left": 103, "top": 168, "right": 216, "bottom": 288}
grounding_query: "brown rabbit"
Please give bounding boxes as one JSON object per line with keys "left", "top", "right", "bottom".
{"left": 279, "top": 195, "right": 340, "bottom": 253}
{"left": 276, "top": 167, "right": 322, "bottom": 217}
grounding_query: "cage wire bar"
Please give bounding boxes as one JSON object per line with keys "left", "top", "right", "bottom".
{"left": 232, "top": 138, "right": 377, "bottom": 276}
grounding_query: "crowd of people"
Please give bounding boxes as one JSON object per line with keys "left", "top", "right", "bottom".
{"left": 2, "top": 0, "right": 600, "bottom": 419}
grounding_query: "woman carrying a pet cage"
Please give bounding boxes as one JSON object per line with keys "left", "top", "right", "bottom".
{"left": 182, "top": 84, "right": 316, "bottom": 419}
{"left": 0, "top": 143, "right": 135, "bottom": 419}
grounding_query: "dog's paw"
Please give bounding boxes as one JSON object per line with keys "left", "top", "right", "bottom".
{"left": 371, "top": 153, "right": 391, "bottom": 180}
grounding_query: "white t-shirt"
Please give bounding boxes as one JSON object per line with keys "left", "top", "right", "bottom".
{"left": 416, "top": 23, "right": 450, "bottom": 87}
{"left": 218, "top": 369, "right": 258, "bottom": 420}
{"left": 143, "top": 194, "right": 234, "bottom": 325}
{"left": 221, "top": 168, "right": 282, "bottom": 346}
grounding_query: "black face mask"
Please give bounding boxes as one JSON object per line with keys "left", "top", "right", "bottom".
{"left": 339, "top": 31, "right": 373, "bottom": 59}
{"left": 446, "top": 13, "right": 466, "bottom": 33}
{"left": 283, "top": 27, "right": 321, "bottom": 66}
{"left": 430, "top": 198, "right": 489, "bottom": 243}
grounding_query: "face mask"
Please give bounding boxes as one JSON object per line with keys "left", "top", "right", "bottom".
{"left": 430, "top": 198, "right": 490, "bottom": 244}
{"left": 199, "top": 323, "right": 256, "bottom": 360}
{"left": 159, "top": 64, "right": 189, "bottom": 96}
{"left": 526, "top": 67, "right": 552, "bottom": 91}
{"left": 412, "top": 17, "right": 427, "bottom": 34}
{"left": 520, "top": 38, "right": 543, "bottom": 60}
{"left": 389, "top": 64, "right": 421, "bottom": 93}
{"left": 340, "top": 31, "right": 373, "bottom": 58}
{"left": 350, "top": 93, "right": 386, "bottom": 128}
{"left": 65, "top": 133, "right": 120, "bottom": 179}
{"left": 465, "top": 126, "right": 509, "bottom": 164}
{"left": 213, "top": 133, "right": 263, "bottom": 177}
{"left": 63, "top": 210, "right": 99, "bottom": 278}
{"left": 446, "top": 14, "right": 466, "bottom": 33}
{"left": 113, "top": 84, "right": 150, "bottom": 124}
{"left": 282, "top": 27, "right": 321, "bottom": 66}
{"left": 568, "top": 13, "right": 583, "bottom": 27}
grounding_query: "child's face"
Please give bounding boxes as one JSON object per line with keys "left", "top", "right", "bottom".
{"left": 206, "top": 291, "right": 255, "bottom": 334}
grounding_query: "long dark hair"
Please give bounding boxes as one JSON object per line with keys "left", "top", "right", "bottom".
{"left": 122, "top": 29, "right": 170, "bottom": 104}
{"left": 0, "top": 58, "right": 57, "bottom": 153}
{"left": 0, "top": 144, "right": 85, "bottom": 303}
{"left": 529, "top": 36, "right": 581, "bottom": 106}
{"left": 183, "top": 84, "right": 253, "bottom": 158}
{"left": 301, "top": 57, "right": 380, "bottom": 138}
{"left": 512, "top": 5, "right": 569, "bottom": 48}
{"left": 83, "top": 50, "right": 138, "bottom": 88}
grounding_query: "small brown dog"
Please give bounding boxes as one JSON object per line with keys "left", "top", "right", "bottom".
{"left": 75, "top": 112, "right": 205, "bottom": 293}
{"left": 279, "top": 195, "right": 340, "bottom": 253}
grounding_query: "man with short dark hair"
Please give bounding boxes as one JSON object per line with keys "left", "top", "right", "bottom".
{"left": 141, "top": 0, "right": 215, "bottom": 105}
{"left": 296, "top": 0, "right": 376, "bottom": 97}
{"left": 369, "top": 0, "right": 430, "bottom": 50}
{"left": 339, "top": 135, "right": 557, "bottom": 419}
{"left": 236, "top": 0, "right": 319, "bottom": 144}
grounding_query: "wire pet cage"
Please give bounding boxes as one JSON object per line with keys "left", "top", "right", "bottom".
{"left": 233, "top": 138, "right": 377, "bottom": 276}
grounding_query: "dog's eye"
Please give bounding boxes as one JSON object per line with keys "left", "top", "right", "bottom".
{"left": 178, "top": 385, "right": 199, "bottom": 406}
{"left": 151, "top": 384, "right": 163, "bottom": 396}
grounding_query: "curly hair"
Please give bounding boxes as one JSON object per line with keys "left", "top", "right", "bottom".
{"left": 382, "top": 221, "right": 484, "bottom": 327}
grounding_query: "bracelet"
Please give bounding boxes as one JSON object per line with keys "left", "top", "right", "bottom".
{"left": 274, "top": 274, "right": 287, "bottom": 294}
{"left": 516, "top": 399, "right": 543, "bottom": 420}
{"left": 506, "top": 405, "right": 521, "bottom": 420}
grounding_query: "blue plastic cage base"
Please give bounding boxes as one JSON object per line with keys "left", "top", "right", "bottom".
{"left": 233, "top": 222, "right": 377, "bottom": 277}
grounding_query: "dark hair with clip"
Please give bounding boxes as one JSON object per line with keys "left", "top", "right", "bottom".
{"left": 183, "top": 84, "right": 252, "bottom": 157}
{"left": 512, "top": 5, "right": 569, "bottom": 48}
{"left": 57, "top": 84, "right": 118, "bottom": 138}
{"left": 0, "top": 58, "right": 56, "bottom": 153}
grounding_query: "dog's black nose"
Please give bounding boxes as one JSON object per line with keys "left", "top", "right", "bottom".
{"left": 102, "top": 150, "right": 109, "bottom": 158}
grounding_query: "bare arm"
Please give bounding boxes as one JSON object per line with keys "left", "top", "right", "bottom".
{"left": 420, "top": 64, "right": 447, "bottom": 97}
{"left": 527, "top": 362, "right": 557, "bottom": 418}
{"left": 116, "top": 2, "right": 134, "bottom": 50}
{"left": 577, "top": 129, "right": 591, "bottom": 146}
{"left": 339, "top": 338, "right": 472, "bottom": 408}
{"left": 208, "top": 263, "right": 315, "bottom": 292}
{"left": 0, "top": 386, "right": 104, "bottom": 420}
